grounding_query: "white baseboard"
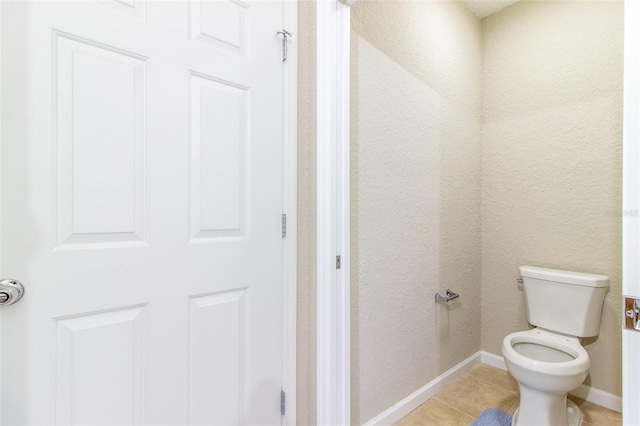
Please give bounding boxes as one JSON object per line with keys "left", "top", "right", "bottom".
{"left": 480, "top": 350, "right": 506, "bottom": 370}
{"left": 480, "top": 351, "right": 622, "bottom": 413}
{"left": 363, "top": 350, "right": 622, "bottom": 425}
{"left": 362, "top": 352, "right": 482, "bottom": 426}
{"left": 571, "top": 382, "right": 622, "bottom": 413}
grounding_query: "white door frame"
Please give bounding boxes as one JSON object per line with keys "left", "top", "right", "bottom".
{"left": 0, "top": 2, "right": 298, "bottom": 423}
{"left": 622, "top": 0, "right": 640, "bottom": 423}
{"left": 316, "top": 0, "right": 353, "bottom": 424}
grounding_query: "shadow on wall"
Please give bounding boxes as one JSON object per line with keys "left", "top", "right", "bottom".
{"left": 350, "top": 1, "right": 482, "bottom": 423}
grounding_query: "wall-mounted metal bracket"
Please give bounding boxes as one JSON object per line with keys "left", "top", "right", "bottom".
{"left": 435, "top": 289, "right": 460, "bottom": 304}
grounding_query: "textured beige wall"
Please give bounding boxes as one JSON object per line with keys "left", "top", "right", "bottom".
{"left": 481, "top": 0, "right": 624, "bottom": 396}
{"left": 297, "top": 1, "right": 316, "bottom": 424}
{"left": 351, "top": 1, "right": 483, "bottom": 423}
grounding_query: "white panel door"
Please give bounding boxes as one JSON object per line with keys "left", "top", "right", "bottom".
{"left": 0, "top": 1, "right": 286, "bottom": 424}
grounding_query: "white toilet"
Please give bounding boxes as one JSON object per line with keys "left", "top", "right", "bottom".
{"left": 502, "top": 266, "right": 609, "bottom": 426}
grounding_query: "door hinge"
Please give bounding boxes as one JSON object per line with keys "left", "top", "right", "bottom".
{"left": 281, "top": 214, "right": 287, "bottom": 238}
{"left": 276, "top": 30, "right": 292, "bottom": 62}
{"left": 280, "top": 390, "right": 286, "bottom": 415}
{"left": 336, "top": 255, "right": 341, "bottom": 269}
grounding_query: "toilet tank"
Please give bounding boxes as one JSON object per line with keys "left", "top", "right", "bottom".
{"left": 520, "top": 266, "right": 609, "bottom": 337}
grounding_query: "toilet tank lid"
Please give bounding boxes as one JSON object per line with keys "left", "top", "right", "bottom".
{"left": 519, "top": 266, "right": 609, "bottom": 288}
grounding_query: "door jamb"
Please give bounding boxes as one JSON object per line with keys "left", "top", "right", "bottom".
{"left": 622, "top": 0, "right": 639, "bottom": 423}
{"left": 316, "top": 0, "right": 353, "bottom": 424}
{"left": 0, "top": 2, "right": 4, "bottom": 418}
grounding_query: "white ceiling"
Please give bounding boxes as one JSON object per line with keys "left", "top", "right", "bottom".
{"left": 463, "top": 0, "right": 521, "bottom": 19}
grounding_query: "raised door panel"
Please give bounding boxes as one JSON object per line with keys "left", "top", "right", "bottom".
{"left": 190, "top": 0, "right": 249, "bottom": 57}
{"left": 189, "top": 290, "right": 247, "bottom": 425}
{"left": 54, "top": 33, "right": 147, "bottom": 250}
{"left": 189, "top": 72, "right": 248, "bottom": 242}
{"left": 93, "top": 0, "right": 148, "bottom": 21}
{"left": 54, "top": 306, "right": 147, "bottom": 425}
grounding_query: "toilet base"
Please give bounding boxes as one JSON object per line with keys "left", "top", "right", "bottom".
{"left": 512, "top": 399, "right": 583, "bottom": 426}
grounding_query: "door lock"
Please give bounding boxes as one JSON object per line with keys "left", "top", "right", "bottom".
{"left": 624, "top": 296, "right": 640, "bottom": 331}
{"left": 0, "top": 279, "right": 24, "bottom": 306}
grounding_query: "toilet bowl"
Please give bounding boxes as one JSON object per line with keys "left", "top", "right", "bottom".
{"left": 502, "top": 266, "right": 609, "bottom": 426}
{"left": 502, "top": 329, "right": 589, "bottom": 426}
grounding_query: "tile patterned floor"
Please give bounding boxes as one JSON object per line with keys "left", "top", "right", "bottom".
{"left": 394, "top": 364, "right": 622, "bottom": 426}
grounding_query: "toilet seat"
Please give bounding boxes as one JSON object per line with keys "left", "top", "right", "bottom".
{"left": 503, "top": 329, "right": 590, "bottom": 376}
{"left": 502, "top": 329, "right": 590, "bottom": 426}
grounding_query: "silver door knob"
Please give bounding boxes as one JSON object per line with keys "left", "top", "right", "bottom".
{"left": 0, "top": 279, "right": 24, "bottom": 306}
